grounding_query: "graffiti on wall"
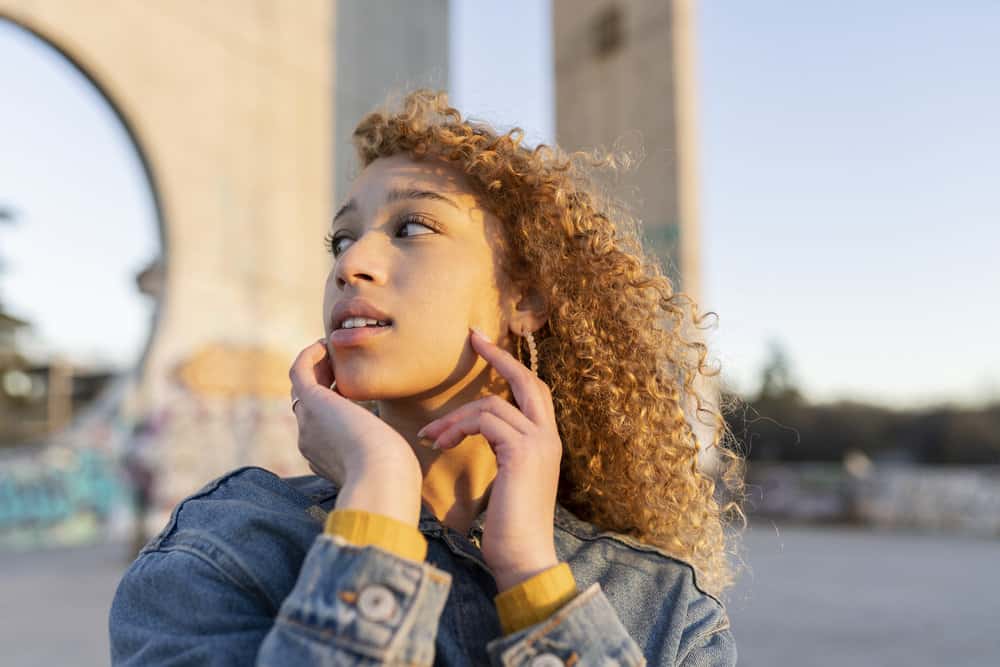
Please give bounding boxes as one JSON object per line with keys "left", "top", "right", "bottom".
{"left": 0, "top": 447, "right": 126, "bottom": 548}
{"left": 0, "top": 376, "right": 134, "bottom": 550}
{"left": 143, "top": 341, "right": 312, "bottom": 537}
{"left": 0, "top": 340, "right": 316, "bottom": 550}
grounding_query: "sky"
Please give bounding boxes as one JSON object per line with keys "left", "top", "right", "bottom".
{"left": 451, "top": 1, "right": 999, "bottom": 411}
{"left": 695, "top": 2, "right": 998, "bottom": 409}
{"left": 0, "top": 19, "right": 160, "bottom": 371}
{"left": 1, "top": 2, "right": 997, "bottom": 410}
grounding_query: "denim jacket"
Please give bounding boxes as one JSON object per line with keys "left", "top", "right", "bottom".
{"left": 109, "top": 466, "right": 736, "bottom": 666}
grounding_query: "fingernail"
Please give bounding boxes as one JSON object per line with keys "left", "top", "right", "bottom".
{"left": 431, "top": 439, "right": 441, "bottom": 451}
{"left": 470, "top": 327, "right": 490, "bottom": 342}
{"left": 416, "top": 425, "right": 428, "bottom": 439}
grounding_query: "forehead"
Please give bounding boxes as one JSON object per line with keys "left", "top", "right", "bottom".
{"left": 349, "top": 154, "right": 479, "bottom": 207}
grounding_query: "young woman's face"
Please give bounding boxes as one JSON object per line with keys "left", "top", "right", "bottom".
{"left": 322, "top": 153, "right": 514, "bottom": 401}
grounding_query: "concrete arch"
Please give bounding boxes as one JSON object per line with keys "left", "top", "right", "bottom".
{"left": 0, "top": 11, "right": 169, "bottom": 394}
{"left": 0, "top": 1, "right": 336, "bottom": 539}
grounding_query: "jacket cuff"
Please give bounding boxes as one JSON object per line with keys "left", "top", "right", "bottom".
{"left": 262, "top": 531, "right": 452, "bottom": 665}
{"left": 493, "top": 562, "right": 578, "bottom": 636}
{"left": 486, "top": 582, "right": 646, "bottom": 666}
{"left": 325, "top": 508, "right": 428, "bottom": 563}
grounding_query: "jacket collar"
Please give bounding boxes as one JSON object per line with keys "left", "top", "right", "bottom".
{"left": 285, "top": 471, "right": 594, "bottom": 538}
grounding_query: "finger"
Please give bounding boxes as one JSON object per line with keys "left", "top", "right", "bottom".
{"left": 289, "top": 340, "right": 336, "bottom": 402}
{"left": 290, "top": 339, "right": 332, "bottom": 400}
{"left": 419, "top": 395, "right": 532, "bottom": 440}
{"left": 469, "top": 328, "right": 550, "bottom": 425}
{"left": 432, "top": 411, "right": 522, "bottom": 452}
{"left": 313, "top": 338, "right": 334, "bottom": 388}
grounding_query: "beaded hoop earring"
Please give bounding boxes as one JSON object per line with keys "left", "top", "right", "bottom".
{"left": 516, "top": 327, "right": 539, "bottom": 376}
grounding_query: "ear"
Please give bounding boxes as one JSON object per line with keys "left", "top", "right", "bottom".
{"left": 506, "top": 283, "right": 549, "bottom": 337}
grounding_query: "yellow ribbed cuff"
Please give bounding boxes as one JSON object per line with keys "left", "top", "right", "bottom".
{"left": 494, "top": 562, "right": 578, "bottom": 636}
{"left": 324, "top": 509, "right": 428, "bottom": 563}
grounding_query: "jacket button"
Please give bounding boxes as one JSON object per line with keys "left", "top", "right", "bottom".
{"left": 357, "top": 584, "right": 396, "bottom": 622}
{"left": 529, "top": 654, "right": 565, "bottom": 667}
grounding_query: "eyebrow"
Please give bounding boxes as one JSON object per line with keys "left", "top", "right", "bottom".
{"left": 332, "top": 188, "right": 460, "bottom": 226}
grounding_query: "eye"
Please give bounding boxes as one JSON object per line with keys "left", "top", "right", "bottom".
{"left": 396, "top": 214, "right": 439, "bottom": 239}
{"left": 325, "top": 215, "right": 439, "bottom": 257}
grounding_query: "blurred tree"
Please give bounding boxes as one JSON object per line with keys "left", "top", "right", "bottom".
{"left": 719, "top": 339, "right": 806, "bottom": 461}
{"left": 755, "top": 338, "right": 803, "bottom": 404}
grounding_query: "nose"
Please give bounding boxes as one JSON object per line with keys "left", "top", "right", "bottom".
{"left": 334, "top": 233, "right": 387, "bottom": 289}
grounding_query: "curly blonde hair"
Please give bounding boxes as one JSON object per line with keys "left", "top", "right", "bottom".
{"left": 350, "top": 89, "right": 746, "bottom": 597}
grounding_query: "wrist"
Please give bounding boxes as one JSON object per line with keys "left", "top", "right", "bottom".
{"left": 335, "top": 467, "right": 423, "bottom": 527}
{"left": 493, "top": 556, "right": 562, "bottom": 593}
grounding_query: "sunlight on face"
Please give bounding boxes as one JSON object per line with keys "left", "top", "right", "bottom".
{"left": 321, "top": 154, "right": 513, "bottom": 402}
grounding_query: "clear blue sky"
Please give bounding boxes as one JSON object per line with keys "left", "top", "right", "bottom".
{"left": 0, "top": 19, "right": 159, "bottom": 371}
{"left": 452, "top": 1, "right": 999, "bottom": 410}
{"left": 694, "top": 2, "right": 998, "bottom": 409}
{"left": 1, "top": 3, "right": 996, "bottom": 410}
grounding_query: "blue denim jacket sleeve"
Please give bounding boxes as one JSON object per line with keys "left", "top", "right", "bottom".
{"left": 109, "top": 531, "right": 452, "bottom": 665}
{"left": 257, "top": 533, "right": 452, "bottom": 665}
{"left": 111, "top": 533, "right": 734, "bottom": 667}
{"left": 110, "top": 546, "right": 274, "bottom": 666}
{"left": 484, "top": 580, "right": 736, "bottom": 667}
{"left": 109, "top": 466, "right": 736, "bottom": 665}
{"left": 675, "top": 589, "right": 737, "bottom": 667}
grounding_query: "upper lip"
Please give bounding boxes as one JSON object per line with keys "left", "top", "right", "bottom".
{"left": 330, "top": 297, "right": 393, "bottom": 330}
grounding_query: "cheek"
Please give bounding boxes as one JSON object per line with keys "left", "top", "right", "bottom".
{"left": 421, "top": 274, "right": 482, "bottom": 322}
{"left": 322, "top": 273, "right": 337, "bottom": 333}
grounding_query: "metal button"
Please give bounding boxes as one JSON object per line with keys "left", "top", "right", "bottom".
{"left": 529, "top": 653, "right": 564, "bottom": 667}
{"left": 357, "top": 584, "right": 396, "bottom": 622}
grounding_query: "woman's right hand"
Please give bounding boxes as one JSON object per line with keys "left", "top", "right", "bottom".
{"left": 288, "top": 338, "right": 423, "bottom": 495}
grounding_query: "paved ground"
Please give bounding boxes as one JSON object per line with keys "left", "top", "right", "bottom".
{"left": 0, "top": 539, "right": 132, "bottom": 667}
{"left": 0, "top": 521, "right": 996, "bottom": 665}
{"left": 726, "top": 520, "right": 1000, "bottom": 666}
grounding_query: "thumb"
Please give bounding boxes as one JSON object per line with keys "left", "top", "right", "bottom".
{"left": 311, "top": 338, "right": 335, "bottom": 388}
{"left": 290, "top": 338, "right": 335, "bottom": 399}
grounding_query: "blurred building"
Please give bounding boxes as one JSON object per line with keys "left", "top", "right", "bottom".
{"left": 553, "top": 0, "right": 701, "bottom": 298}
{"left": 553, "top": 0, "right": 721, "bottom": 465}
{"left": 0, "top": 0, "right": 721, "bottom": 547}
{"left": 334, "top": 0, "right": 449, "bottom": 205}
{"left": 0, "top": 0, "right": 449, "bottom": 541}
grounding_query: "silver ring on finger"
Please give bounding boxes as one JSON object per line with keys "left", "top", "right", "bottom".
{"left": 291, "top": 396, "right": 301, "bottom": 413}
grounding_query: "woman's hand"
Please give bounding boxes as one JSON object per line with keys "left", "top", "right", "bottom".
{"left": 415, "top": 327, "right": 564, "bottom": 592}
{"left": 289, "top": 338, "right": 423, "bottom": 516}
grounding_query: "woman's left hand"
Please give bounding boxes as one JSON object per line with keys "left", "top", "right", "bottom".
{"left": 416, "top": 326, "right": 563, "bottom": 592}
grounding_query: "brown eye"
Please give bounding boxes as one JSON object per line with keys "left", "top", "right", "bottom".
{"left": 324, "top": 215, "right": 439, "bottom": 258}
{"left": 323, "top": 232, "right": 343, "bottom": 256}
{"left": 396, "top": 215, "right": 438, "bottom": 238}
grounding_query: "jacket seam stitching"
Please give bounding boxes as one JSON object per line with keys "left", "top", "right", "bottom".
{"left": 143, "top": 465, "right": 264, "bottom": 551}
{"left": 677, "top": 621, "right": 732, "bottom": 663}
{"left": 280, "top": 473, "right": 341, "bottom": 505}
{"left": 143, "top": 543, "right": 272, "bottom": 610}
{"left": 274, "top": 613, "right": 426, "bottom": 665}
{"left": 555, "top": 528, "right": 726, "bottom": 607}
{"left": 147, "top": 539, "right": 279, "bottom": 614}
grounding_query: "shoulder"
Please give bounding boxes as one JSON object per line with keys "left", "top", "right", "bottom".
{"left": 134, "top": 466, "right": 342, "bottom": 612}
{"left": 554, "top": 503, "right": 724, "bottom": 603}
{"left": 144, "top": 466, "right": 338, "bottom": 552}
{"left": 554, "top": 504, "right": 733, "bottom": 660}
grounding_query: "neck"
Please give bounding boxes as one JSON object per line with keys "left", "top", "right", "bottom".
{"left": 375, "top": 372, "right": 506, "bottom": 533}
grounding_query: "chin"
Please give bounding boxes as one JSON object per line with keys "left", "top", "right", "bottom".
{"left": 332, "top": 379, "right": 381, "bottom": 402}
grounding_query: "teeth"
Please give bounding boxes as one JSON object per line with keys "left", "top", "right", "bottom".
{"left": 340, "top": 317, "right": 391, "bottom": 329}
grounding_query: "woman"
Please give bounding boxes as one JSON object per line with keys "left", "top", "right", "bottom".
{"left": 110, "top": 89, "right": 745, "bottom": 666}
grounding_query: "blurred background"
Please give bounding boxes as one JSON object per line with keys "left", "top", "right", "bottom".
{"left": 1, "top": 1, "right": 997, "bottom": 665}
